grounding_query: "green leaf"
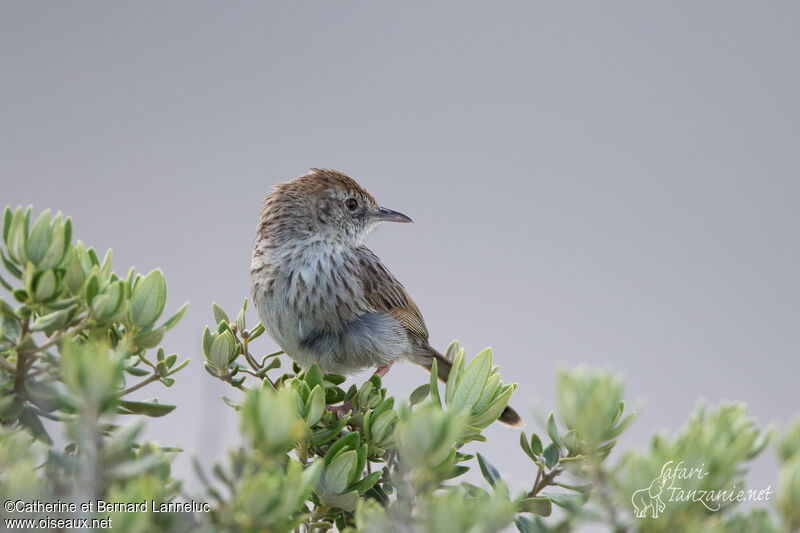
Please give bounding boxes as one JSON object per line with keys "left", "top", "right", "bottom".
{"left": 0, "top": 248, "right": 22, "bottom": 278}
{"left": 325, "top": 386, "right": 345, "bottom": 405}
{"left": 747, "top": 426, "right": 772, "bottom": 459}
{"left": 304, "top": 363, "right": 324, "bottom": 392}
{"left": 101, "top": 280, "right": 126, "bottom": 318}
{"left": 355, "top": 381, "right": 374, "bottom": 410}
{"left": 555, "top": 481, "right": 593, "bottom": 493}
{"left": 91, "top": 294, "right": 110, "bottom": 317}
{"left": 38, "top": 215, "right": 67, "bottom": 269}
{"left": 31, "top": 307, "right": 73, "bottom": 331}
{"left": 451, "top": 347, "right": 492, "bottom": 413}
{"left": 546, "top": 412, "right": 562, "bottom": 449}
{"left": 118, "top": 399, "right": 177, "bottom": 417}
{"left": 476, "top": 452, "right": 500, "bottom": 486}
{"left": 62, "top": 218, "right": 72, "bottom": 259}
{"left": 592, "top": 439, "right": 616, "bottom": 460}
{"left": 83, "top": 272, "right": 100, "bottom": 306}
{"left": 325, "top": 431, "right": 360, "bottom": 464}
{"left": 611, "top": 400, "right": 624, "bottom": 426}
{"left": 519, "top": 497, "right": 552, "bottom": 517}
{"left": 124, "top": 365, "right": 151, "bottom": 377}
{"left": 443, "top": 465, "right": 470, "bottom": 479}
{"left": 324, "top": 373, "right": 346, "bottom": 385}
{"left": 540, "top": 491, "right": 589, "bottom": 510}
{"left": 26, "top": 209, "right": 52, "bottom": 266}
{"left": 171, "top": 356, "right": 192, "bottom": 377}
{"left": 469, "top": 384, "right": 514, "bottom": 429}
{"left": 473, "top": 372, "right": 501, "bottom": 414}
{"left": 235, "top": 307, "right": 245, "bottom": 333}
{"left": 543, "top": 443, "right": 560, "bottom": 469}
{"left": 0, "top": 298, "right": 17, "bottom": 317}
{"left": 18, "top": 406, "right": 53, "bottom": 444}
{"left": 444, "top": 340, "right": 459, "bottom": 361}
{"left": 203, "top": 361, "right": 218, "bottom": 378}
{"left": 161, "top": 302, "right": 188, "bottom": 330}
{"left": 33, "top": 269, "right": 57, "bottom": 301}
{"left": 312, "top": 413, "right": 351, "bottom": 446}
{"left": 156, "top": 358, "right": 168, "bottom": 377}
{"left": 128, "top": 269, "right": 167, "bottom": 328}
{"left": 444, "top": 351, "right": 465, "bottom": 406}
{"left": 202, "top": 326, "right": 213, "bottom": 356}
{"left": 352, "top": 443, "right": 367, "bottom": 486}
{"left": 247, "top": 322, "right": 265, "bottom": 340}
{"left": 608, "top": 411, "right": 636, "bottom": 439}
{"left": 561, "top": 430, "right": 579, "bottom": 455}
{"left": 520, "top": 431, "right": 536, "bottom": 461}
{"left": 165, "top": 353, "right": 178, "bottom": 368}
{"left": 530, "top": 432, "right": 543, "bottom": 455}
{"left": 429, "top": 358, "right": 441, "bottom": 407}
{"left": 6, "top": 206, "right": 29, "bottom": 264}
{"left": 368, "top": 410, "right": 397, "bottom": 444}
{"left": 321, "top": 490, "right": 359, "bottom": 512}
{"left": 515, "top": 516, "right": 535, "bottom": 533}
{"left": 344, "top": 384, "right": 357, "bottom": 403}
{"left": 209, "top": 331, "right": 235, "bottom": 369}
{"left": 2, "top": 206, "right": 11, "bottom": 244}
{"left": 0, "top": 270, "right": 13, "bottom": 291}
{"left": 131, "top": 326, "right": 166, "bottom": 349}
{"left": 325, "top": 449, "right": 357, "bottom": 494}
{"left": 212, "top": 302, "right": 229, "bottom": 324}
{"left": 409, "top": 384, "right": 430, "bottom": 405}
{"left": 87, "top": 247, "right": 100, "bottom": 267}
{"left": 353, "top": 471, "right": 382, "bottom": 494}
{"left": 61, "top": 250, "right": 84, "bottom": 293}
{"left": 305, "top": 385, "right": 325, "bottom": 426}
{"left": 21, "top": 262, "right": 35, "bottom": 295}
{"left": 221, "top": 396, "right": 240, "bottom": 410}
{"left": 98, "top": 249, "right": 113, "bottom": 280}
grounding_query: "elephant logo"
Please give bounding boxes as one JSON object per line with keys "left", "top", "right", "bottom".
{"left": 631, "top": 461, "right": 673, "bottom": 518}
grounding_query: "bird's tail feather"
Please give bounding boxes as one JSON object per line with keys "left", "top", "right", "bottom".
{"left": 420, "top": 347, "right": 523, "bottom": 427}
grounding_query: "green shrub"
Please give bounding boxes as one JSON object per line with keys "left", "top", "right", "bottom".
{"left": 1, "top": 206, "right": 797, "bottom": 532}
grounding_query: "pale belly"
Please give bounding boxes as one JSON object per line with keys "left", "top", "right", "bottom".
{"left": 251, "top": 265, "right": 410, "bottom": 374}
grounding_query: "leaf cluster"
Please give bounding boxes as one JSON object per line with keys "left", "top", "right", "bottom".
{"left": 0, "top": 206, "right": 193, "bottom": 532}
{"left": 3, "top": 204, "right": 798, "bottom": 533}
{"left": 197, "top": 301, "right": 634, "bottom": 533}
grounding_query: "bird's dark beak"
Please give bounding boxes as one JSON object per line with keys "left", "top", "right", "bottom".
{"left": 375, "top": 206, "right": 413, "bottom": 223}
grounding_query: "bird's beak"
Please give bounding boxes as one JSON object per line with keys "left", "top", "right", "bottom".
{"left": 375, "top": 206, "right": 413, "bottom": 223}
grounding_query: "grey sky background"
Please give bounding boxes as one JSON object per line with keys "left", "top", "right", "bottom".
{"left": 2, "top": 0, "right": 798, "bottom": 520}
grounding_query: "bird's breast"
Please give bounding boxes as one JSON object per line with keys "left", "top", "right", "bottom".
{"left": 251, "top": 242, "right": 366, "bottom": 348}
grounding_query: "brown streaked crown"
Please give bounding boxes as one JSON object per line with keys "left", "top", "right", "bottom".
{"left": 273, "top": 169, "right": 376, "bottom": 204}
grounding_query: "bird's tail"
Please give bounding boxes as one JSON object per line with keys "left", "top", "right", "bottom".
{"left": 420, "top": 347, "right": 523, "bottom": 427}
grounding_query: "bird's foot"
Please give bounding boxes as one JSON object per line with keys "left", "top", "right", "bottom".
{"left": 326, "top": 398, "right": 353, "bottom": 419}
{"left": 375, "top": 363, "right": 394, "bottom": 378}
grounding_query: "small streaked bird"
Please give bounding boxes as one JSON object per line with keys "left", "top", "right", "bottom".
{"left": 250, "top": 168, "right": 521, "bottom": 426}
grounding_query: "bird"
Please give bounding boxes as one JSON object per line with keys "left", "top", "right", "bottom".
{"left": 250, "top": 168, "right": 521, "bottom": 426}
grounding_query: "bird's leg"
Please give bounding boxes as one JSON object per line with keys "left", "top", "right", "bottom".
{"left": 326, "top": 399, "right": 353, "bottom": 418}
{"left": 375, "top": 363, "right": 394, "bottom": 377}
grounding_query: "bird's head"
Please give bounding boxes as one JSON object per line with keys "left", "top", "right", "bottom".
{"left": 260, "top": 168, "right": 412, "bottom": 246}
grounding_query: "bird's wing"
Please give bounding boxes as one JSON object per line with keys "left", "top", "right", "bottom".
{"left": 356, "top": 247, "right": 430, "bottom": 342}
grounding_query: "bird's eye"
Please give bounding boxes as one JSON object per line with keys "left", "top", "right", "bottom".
{"left": 345, "top": 198, "right": 358, "bottom": 211}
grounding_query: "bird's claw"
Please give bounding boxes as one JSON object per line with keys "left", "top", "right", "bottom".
{"left": 326, "top": 398, "right": 353, "bottom": 419}
{"left": 375, "top": 363, "right": 393, "bottom": 378}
